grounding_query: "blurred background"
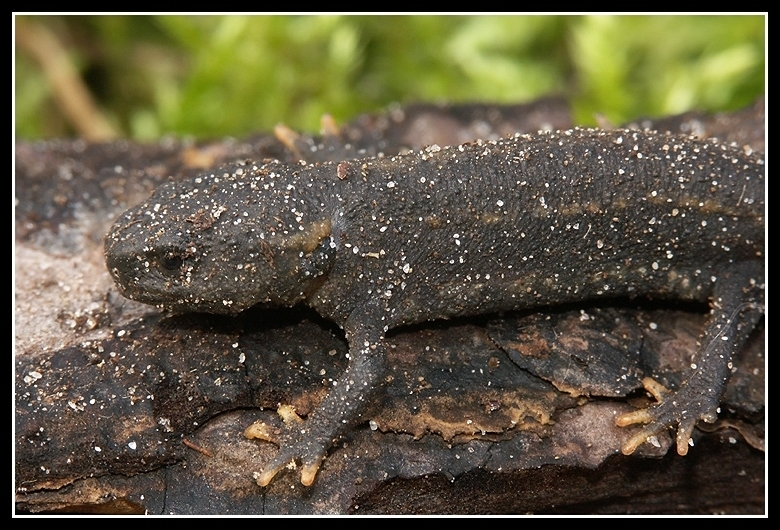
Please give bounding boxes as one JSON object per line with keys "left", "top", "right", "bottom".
{"left": 14, "top": 14, "right": 765, "bottom": 141}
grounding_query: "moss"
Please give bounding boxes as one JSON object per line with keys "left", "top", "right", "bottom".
{"left": 14, "top": 14, "right": 765, "bottom": 140}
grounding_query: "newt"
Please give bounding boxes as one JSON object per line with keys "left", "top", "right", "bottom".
{"left": 104, "top": 128, "right": 765, "bottom": 487}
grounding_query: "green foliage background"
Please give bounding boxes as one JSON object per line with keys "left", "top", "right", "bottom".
{"left": 14, "top": 14, "right": 766, "bottom": 140}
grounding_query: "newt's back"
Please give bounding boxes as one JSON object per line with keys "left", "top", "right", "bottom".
{"left": 308, "top": 128, "right": 764, "bottom": 329}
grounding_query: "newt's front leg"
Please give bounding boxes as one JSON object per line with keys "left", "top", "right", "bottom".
{"left": 617, "top": 261, "right": 764, "bottom": 455}
{"left": 249, "top": 319, "right": 387, "bottom": 487}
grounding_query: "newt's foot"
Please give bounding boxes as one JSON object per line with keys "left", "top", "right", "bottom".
{"left": 245, "top": 405, "right": 327, "bottom": 487}
{"left": 616, "top": 377, "right": 718, "bottom": 456}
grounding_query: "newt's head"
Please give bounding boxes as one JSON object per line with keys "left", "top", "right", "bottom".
{"left": 105, "top": 164, "right": 336, "bottom": 315}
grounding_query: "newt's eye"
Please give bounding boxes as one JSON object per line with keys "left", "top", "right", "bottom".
{"left": 158, "top": 251, "right": 184, "bottom": 272}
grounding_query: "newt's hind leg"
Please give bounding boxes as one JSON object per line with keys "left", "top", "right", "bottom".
{"left": 617, "top": 261, "right": 764, "bottom": 455}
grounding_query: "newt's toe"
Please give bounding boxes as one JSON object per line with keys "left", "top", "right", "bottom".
{"left": 620, "top": 425, "right": 664, "bottom": 455}
{"left": 675, "top": 420, "right": 696, "bottom": 456}
{"left": 300, "top": 458, "right": 324, "bottom": 487}
{"left": 254, "top": 456, "right": 291, "bottom": 487}
{"left": 244, "top": 420, "right": 281, "bottom": 444}
{"left": 615, "top": 407, "right": 655, "bottom": 428}
{"left": 616, "top": 376, "right": 714, "bottom": 456}
{"left": 253, "top": 444, "right": 326, "bottom": 487}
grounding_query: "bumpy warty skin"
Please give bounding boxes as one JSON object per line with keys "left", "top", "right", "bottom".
{"left": 105, "top": 128, "right": 764, "bottom": 486}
